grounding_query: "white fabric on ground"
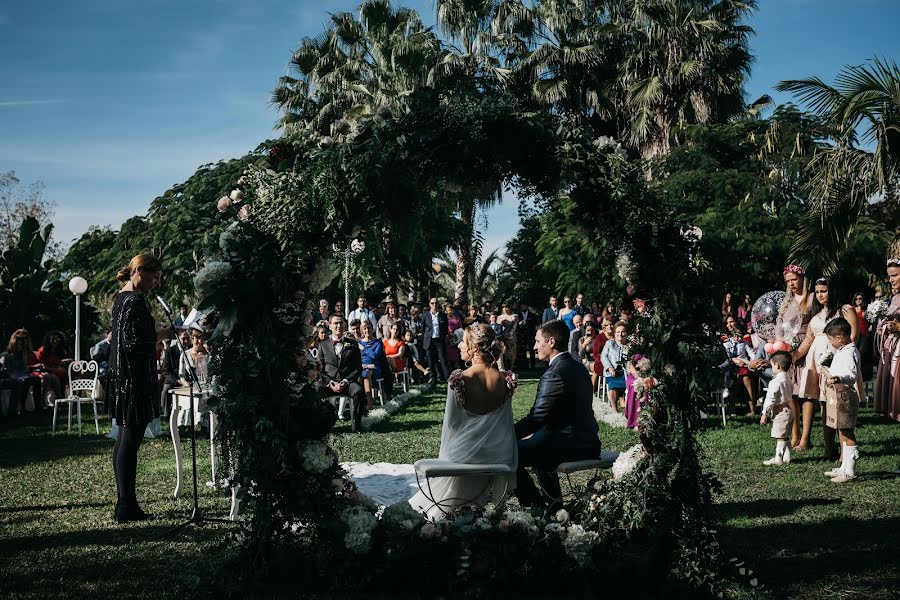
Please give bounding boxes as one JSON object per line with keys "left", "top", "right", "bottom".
{"left": 341, "top": 461, "right": 419, "bottom": 507}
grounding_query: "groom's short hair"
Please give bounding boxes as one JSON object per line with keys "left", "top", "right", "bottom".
{"left": 538, "top": 320, "right": 569, "bottom": 351}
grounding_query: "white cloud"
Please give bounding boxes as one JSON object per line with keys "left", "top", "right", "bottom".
{"left": 0, "top": 99, "right": 68, "bottom": 107}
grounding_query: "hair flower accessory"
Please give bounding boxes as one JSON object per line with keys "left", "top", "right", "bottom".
{"left": 783, "top": 264, "right": 806, "bottom": 277}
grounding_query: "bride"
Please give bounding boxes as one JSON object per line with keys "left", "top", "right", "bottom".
{"left": 409, "top": 323, "right": 518, "bottom": 520}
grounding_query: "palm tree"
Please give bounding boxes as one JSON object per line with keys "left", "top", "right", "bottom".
{"left": 430, "top": 0, "right": 511, "bottom": 88}
{"left": 618, "top": 0, "right": 756, "bottom": 160}
{"left": 776, "top": 57, "right": 900, "bottom": 273}
{"left": 272, "top": 0, "right": 439, "bottom": 134}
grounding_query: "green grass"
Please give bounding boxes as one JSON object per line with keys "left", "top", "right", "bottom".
{"left": 1, "top": 379, "right": 899, "bottom": 599}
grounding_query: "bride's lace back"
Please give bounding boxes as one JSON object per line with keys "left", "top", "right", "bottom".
{"left": 448, "top": 369, "right": 517, "bottom": 415}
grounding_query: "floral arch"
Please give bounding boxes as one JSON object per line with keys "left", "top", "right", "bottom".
{"left": 198, "top": 88, "right": 724, "bottom": 597}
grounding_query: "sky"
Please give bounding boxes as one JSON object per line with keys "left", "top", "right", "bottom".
{"left": 2, "top": 0, "right": 899, "bottom": 259}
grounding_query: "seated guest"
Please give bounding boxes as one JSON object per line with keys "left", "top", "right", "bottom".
{"left": 36, "top": 330, "right": 71, "bottom": 398}
{"left": 315, "top": 299, "right": 330, "bottom": 323}
{"left": 179, "top": 329, "right": 209, "bottom": 388}
{"left": 318, "top": 314, "right": 365, "bottom": 432}
{"left": 601, "top": 321, "right": 629, "bottom": 413}
{"left": 383, "top": 323, "right": 406, "bottom": 373}
{"left": 90, "top": 329, "right": 113, "bottom": 378}
{"left": 160, "top": 329, "right": 189, "bottom": 417}
{"left": 578, "top": 321, "right": 597, "bottom": 374}
{"left": 358, "top": 321, "right": 383, "bottom": 410}
{"left": 347, "top": 318, "right": 362, "bottom": 341}
{"left": 515, "top": 320, "right": 601, "bottom": 506}
{"left": 402, "top": 329, "right": 430, "bottom": 382}
{"left": 567, "top": 314, "right": 584, "bottom": 356}
{"left": 0, "top": 329, "right": 43, "bottom": 413}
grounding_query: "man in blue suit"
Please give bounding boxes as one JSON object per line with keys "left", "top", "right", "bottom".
{"left": 515, "top": 319, "right": 602, "bottom": 506}
{"left": 541, "top": 295, "right": 560, "bottom": 323}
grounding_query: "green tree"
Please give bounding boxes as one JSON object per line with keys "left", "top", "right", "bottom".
{"left": 776, "top": 57, "right": 900, "bottom": 272}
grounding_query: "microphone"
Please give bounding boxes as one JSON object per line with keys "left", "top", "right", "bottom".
{"left": 156, "top": 295, "right": 173, "bottom": 316}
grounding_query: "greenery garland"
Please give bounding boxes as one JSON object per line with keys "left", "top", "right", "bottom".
{"left": 198, "top": 89, "right": 728, "bottom": 597}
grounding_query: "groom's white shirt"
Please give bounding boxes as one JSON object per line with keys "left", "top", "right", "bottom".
{"left": 548, "top": 351, "right": 568, "bottom": 367}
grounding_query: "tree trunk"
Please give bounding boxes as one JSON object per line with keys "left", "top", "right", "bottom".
{"left": 454, "top": 198, "right": 475, "bottom": 308}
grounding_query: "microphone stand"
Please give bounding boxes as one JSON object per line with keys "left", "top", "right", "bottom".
{"left": 155, "top": 303, "right": 235, "bottom": 539}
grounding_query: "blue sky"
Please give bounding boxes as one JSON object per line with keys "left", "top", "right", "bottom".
{"left": 2, "top": 0, "right": 898, "bottom": 257}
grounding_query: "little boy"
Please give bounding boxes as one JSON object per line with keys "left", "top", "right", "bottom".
{"left": 760, "top": 351, "right": 794, "bottom": 465}
{"left": 821, "top": 317, "right": 861, "bottom": 483}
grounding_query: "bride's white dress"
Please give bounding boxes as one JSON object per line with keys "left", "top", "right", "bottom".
{"left": 408, "top": 369, "right": 517, "bottom": 520}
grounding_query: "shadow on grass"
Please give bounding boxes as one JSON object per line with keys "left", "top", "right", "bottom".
{"left": 714, "top": 497, "right": 841, "bottom": 521}
{"left": 0, "top": 501, "right": 108, "bottom": 514}
{"left": 718, "top": 515, "right": 900, "bottom": 599}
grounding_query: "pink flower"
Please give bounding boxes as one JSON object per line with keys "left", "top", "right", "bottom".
{"left": 238, "top": 205, "right": 250, "bottom": 221}
{"left": 229, "top": 189, "right": 243, "bottom": 202}
{"left": 498, "top": 519, "right": 509, "bottom": 532}
{"left": 237, "top": 175, "right": 247, "bottom": 185}
{"left": 217, "top": 196, "right": 231, "bottom": 212}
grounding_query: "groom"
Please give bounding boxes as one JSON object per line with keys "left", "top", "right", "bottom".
{"left": 515, "top": 319, "right": 602, "bottom": 506}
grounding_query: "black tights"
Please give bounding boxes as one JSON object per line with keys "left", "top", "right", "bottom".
{"left": 113, "top": 422, "right": 147, "bottom": 507}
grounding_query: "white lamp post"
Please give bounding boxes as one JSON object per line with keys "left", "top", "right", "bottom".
{"left": 68, "top": 276, "right": 88, "bottom": 361}
{"left": 344, "top": 239, "right": 365, "bottom": 318}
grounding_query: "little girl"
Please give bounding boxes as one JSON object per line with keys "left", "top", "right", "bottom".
{"left": 760, "top": 351, "right": 794, "bottom": 465}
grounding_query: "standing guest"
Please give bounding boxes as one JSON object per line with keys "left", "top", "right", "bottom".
{"left": 573, "top": 292, "right": 586, "bottom": 316}
{"left": 408, "top": 304, "right": 423, "bottom": 342}
{"left": 109, "top": 253, "right": 173, "bottom": 522}
{"left": 90, "top": 329, "right": 113, "bottom": 377}
{"left": 36, "top": 331, "right": 71, "bottom": 399}
{"left": 384, "top": 323, "right": 406, "bottom": 373}
{"left": 737, "top": 293, "right": 753, "bottom": 324}
{"left": 160, "top": 329, "right": 189, "bottom": 418}
{"left": 377, "top": 301, "right": 400, "bottom": 339}
{"left": 568, "top": 314, "right": 584, "bottom": 356}
{"left": 559, "top": 296, "right": 577, "bottom": 331}
{"left": 851, "top": 292, "right": 873, "bottom": 381}
{"left": 174, "top": 305, "right": 188, "bottom": 328}
{"left": 792, "top": 278, "right": 858, "bottom": 459}
{"left": 517, "top": 302, "right": 538, "bottom": 369}
{"left": 347, "top": 318, "right": 362, "bottom": 341}
{"left": 319, "top": 314, "right": 365, "bottom": 431}
{"left": 334, "top": 300, "right": 345, "bottom": 318}
{"left": 489, "top": 312, "right": 503, "bottom": 336}
{"left": 760, "top": 351, "right": 794, "bottom": 465}
{"left": 422, "top": 298, "right": 450, "bottom": 384}
{"left": 822, "top": 318, "right": 863, "bottom": 482}
{"left": 445, "top": 301, "right": 464, "bottom": 370}
{"left": 315, "top": 299, "right": 330, "bottom": 322}
{"left": 601, "top": 322, "right": 629, "bottom": 413}
{"left": 463, "top": 305, "right": 482, "bottom": 326}
{"left": 358, "top": 321, "right": 383, "bottom": 410}
{"left": 593, "top": 320, "right": 614, "bottom": 386}
{"left": 721, "top": 292, "right": 735, "bottom": 321}
{"left": 542, "top": 295, "right": 560, "bottom": 323}
{"left": 874, "top": 244, "right": 900, "bottom": 423}
{"left": 776, "top": 264, "right": 814, "bottom": 451}
{"left": 348, "top": 296, "right": 377, "bottom": 331}
{"left": 0, "top": 329, "right": 42, "bottom": 413}
{"left": 496, "top": 303, "right": 520, "bottom": 370}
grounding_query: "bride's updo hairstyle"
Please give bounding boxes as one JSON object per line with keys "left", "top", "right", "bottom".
{"left": 116, "top": 253, "right": 162, "bottom": 282}
{"left": 464, "top": 323, "right": 505, "bottom": 366}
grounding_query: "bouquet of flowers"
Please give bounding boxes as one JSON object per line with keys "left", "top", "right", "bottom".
{"left": 865, "top": 299, "right": 889, "bottom": 324}
{"left": 817, "top": 351, "right": 834, "bottom": 368}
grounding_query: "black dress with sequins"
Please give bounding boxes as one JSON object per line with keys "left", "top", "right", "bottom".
{"left": 109, "top": 291, "right": 159, "bottom": 426}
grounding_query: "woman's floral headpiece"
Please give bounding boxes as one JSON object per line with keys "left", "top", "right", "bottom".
{"left": 783, "top": 264, "right": 806, "bottom": 277}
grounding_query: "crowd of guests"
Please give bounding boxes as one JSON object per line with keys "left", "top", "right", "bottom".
{"left": 0, "top": 329, "right": 75, "bottom": 413}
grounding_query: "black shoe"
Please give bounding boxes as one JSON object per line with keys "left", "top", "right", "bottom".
{"left": 126, "top": 505, "right": 152, "bottom": 521}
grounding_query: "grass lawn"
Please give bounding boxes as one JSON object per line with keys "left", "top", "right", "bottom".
{"left": 1, "top": 375, "right": 899, "bottom": 598}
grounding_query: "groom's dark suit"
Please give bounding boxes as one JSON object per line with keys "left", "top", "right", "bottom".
{"left": 515, "top": 351, "right": 601, "bottom": 504}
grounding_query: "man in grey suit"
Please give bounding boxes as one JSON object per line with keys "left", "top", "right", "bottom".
{"left": 515, "top": 319, "right": 602, "bottom": 506}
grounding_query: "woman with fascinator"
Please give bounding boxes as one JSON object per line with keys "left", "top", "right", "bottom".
{"left": 775, "top": 264, "right": 816, "bottom": 451}
{"left": 874, "top": 241, "right": 900, "bottom": 423}
{"left": 408, "top": 324, "right": 517, "bottom": 520}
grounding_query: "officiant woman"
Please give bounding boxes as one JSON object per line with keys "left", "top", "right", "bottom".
{"left": 109, "top": 253, "right": 173, "bottom": 522}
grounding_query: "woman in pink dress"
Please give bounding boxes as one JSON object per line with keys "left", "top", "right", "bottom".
{"left": 874, "top": 245, "right": 900, "bottom": 422}
{"left": 775, "top": 265, "right": 815, "bottom": 451}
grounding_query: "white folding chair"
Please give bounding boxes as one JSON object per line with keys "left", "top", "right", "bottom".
{"left": 53, "top": 360, "right": 100, "bottom": 436}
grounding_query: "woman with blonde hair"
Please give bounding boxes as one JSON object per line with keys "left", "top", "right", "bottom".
{"left": 408, "top": 323, "right": 517, "bottom": 519}
{"left": 109, "top": 253, "right": 173, "bottom": 522}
